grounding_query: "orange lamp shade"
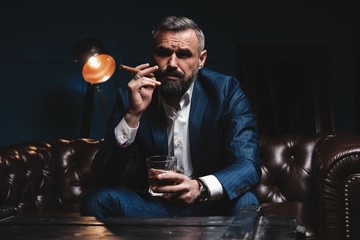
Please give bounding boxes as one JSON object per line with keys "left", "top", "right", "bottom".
{"left": 73, "top": 38, "right": 116, "bottom": 84}
{"left": 82, "top": 54, "right": 115, "bottom": 84}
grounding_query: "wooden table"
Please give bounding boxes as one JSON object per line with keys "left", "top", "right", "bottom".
{"left": 0, "top": 207, "right": 304, "bottom": 240}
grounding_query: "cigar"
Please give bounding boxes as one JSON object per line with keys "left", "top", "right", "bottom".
{"left": 120, "top": 64, "right": 155, "bottom": 77}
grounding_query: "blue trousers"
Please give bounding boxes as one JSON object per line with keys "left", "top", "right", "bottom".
{"left": 81, "top": 187, "right": 259, "bottom": 218}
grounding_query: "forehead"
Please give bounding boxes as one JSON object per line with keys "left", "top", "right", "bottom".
{"left": 153, "top": 29, "right": 199, "bottom": 50}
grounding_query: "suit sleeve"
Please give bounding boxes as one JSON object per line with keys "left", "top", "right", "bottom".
{"left": 90, "top": 87, "right": 135, "bottom": 186}
{"left": 213, "top": 77, "right": 261, "bottom": 200}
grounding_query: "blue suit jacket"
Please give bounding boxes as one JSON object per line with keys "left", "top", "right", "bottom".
{"left": 91, "top": 68, "right": 261, "bottom": 201}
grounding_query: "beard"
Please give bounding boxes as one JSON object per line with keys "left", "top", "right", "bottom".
{"left": 157, "top": 68, "right": 199, "bottom": 97}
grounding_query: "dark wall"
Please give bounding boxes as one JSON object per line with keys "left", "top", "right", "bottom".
{"left": 0, "top": 1, "right": 354, "bottom": 147}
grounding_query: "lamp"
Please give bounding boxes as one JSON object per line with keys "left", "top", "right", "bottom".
{"left": 73, "top": 38, "right": 116, "bottom": 137}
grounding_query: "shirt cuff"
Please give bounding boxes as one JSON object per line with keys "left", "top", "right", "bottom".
{"left": 114, "top": 118, "right": 138, "bottom": 147}
{"left": 199, "top": 175, "right": 224, "bottom": 201}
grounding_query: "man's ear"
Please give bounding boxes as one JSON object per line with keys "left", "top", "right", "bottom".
{"left": 198, "top": 50, "right": 207, "bottom": 69}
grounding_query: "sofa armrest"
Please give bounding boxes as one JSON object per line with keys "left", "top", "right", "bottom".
{"left": 313, "top": 133, "right": 360, "bottom": 240}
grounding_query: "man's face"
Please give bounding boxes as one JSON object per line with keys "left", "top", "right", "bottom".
{"left": 151, "top": 29, "right": 207, "bottom": 96}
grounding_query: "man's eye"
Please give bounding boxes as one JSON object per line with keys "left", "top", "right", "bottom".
{"left": 176, "top": 52, "right": 192, "bottom": 58}
{"left": 154, "top": 48, "right": 171, "bottom": 56}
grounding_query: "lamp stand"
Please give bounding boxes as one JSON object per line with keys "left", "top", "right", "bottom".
{"left": 95, "top": 85, "right": 110, "bottom": 121}
{"left": 80, "top": 83, "right": 110, "bottom": 138}
{"left": 80, "top": 83, "right": 95, "bottom": 138}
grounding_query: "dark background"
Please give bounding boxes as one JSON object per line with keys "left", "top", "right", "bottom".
{"left": 0, "top": 1, "right": 355, "bottom": 147}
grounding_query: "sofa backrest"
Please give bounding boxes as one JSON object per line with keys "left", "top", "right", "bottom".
{"left": 0, "top": 141, "right": 55, "bottom": 212}
{"left": 51, "top": 138, "right": 101, "bottom": 213}
{"left": 0, "top": 138, "right": 101, "bottom": 214}
{"left": 256, "top": 133, "right": 326, "bottom": 204}
{"left": 0, "top": 134, "right": 326, "bottom": 214}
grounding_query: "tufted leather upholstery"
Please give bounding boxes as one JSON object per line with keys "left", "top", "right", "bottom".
{"left": 1, "top": 133, "right": 360, "bottom": 240}
{"left": 52, "top": 139, "right": 99, "bottom": 212}
{"left": 0, "top": 139, "right": 99, "bottom": 214}
{"left": 256, "top": 134, "right": 327, "bottom": 239}
{"left": 0, "top": 141, "right": 54, "bottom": 212}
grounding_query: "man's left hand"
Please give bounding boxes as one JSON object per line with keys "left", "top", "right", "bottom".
{"left": 154, "top": 172, "right": 201, "bottom": 204}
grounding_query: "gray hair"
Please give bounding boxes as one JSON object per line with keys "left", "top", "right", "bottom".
{"left": 152, "top": 16, "right": 205, "bottom": 53}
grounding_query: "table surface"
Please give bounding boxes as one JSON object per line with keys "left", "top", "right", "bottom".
{"left": 0, "top": 207, "right": 303, "bottom": 240}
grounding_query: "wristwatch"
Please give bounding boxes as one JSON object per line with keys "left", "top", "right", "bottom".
{"left": 196, "top": 178, "right": 210, "bottom": 202}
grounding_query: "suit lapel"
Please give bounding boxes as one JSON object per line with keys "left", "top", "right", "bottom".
{"left": 189, "top": 79, "right": 208, "bottom": 169}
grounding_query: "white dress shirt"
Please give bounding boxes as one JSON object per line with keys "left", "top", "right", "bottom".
{"left": 114, "top": 83, "right": 223, "bottom": 201}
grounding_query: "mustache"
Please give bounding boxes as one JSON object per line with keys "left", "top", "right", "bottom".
{"left": 156, "top": 69, "right": 184, "bottom": 79}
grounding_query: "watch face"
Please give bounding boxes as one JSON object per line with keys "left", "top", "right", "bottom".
{"left": 199, "top": 181, "right": 210, "bottom": 202}
{"left": 200, "top": 192, "right": 209, "bottom": 202}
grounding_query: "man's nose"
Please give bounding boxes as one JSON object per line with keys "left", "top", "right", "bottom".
{"left": 168, "top": 54, "right": 178, "bottom": 68}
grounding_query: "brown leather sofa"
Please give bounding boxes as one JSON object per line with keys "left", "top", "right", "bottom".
{"left": 1, "top": 133, "right": 359, "bottom": 239}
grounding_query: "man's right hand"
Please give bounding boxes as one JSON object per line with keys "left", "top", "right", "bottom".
{"left": 125, "top": 63, "right": 160, "bottom": 127}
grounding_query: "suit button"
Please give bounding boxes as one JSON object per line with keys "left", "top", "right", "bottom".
{"left": 235, "top": 188, "right": 243, "bottom": 195}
